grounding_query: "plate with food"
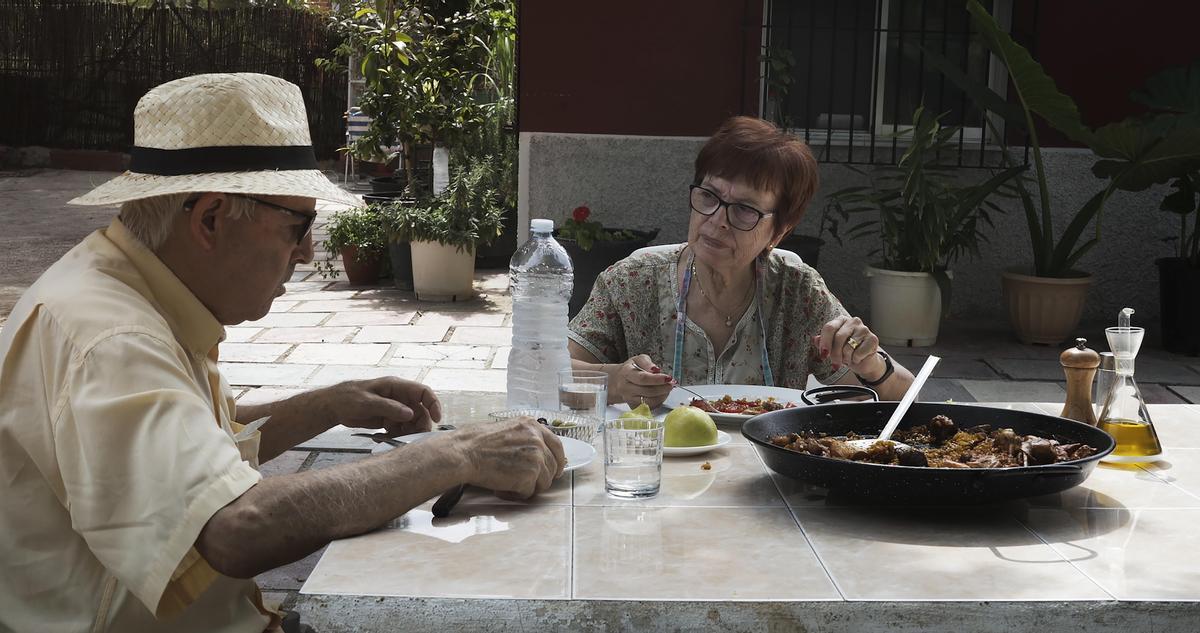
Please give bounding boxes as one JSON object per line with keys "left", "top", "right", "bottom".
{"left": 664, "top": 430, "right": 732, "bottom": 457}
{"left": 667, "top": 385, "right": 807, "bottom": 423}
{"left": 370, "top": 428, "right": 596, "bottom": 472}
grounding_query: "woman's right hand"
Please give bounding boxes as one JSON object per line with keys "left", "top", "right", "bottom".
{"left": 608, "top": 354, "right": 675, "bottom": 408}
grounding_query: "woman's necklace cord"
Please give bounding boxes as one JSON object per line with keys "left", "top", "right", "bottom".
{"left": 690, "top": 261, "right": 753, "bottom": 328}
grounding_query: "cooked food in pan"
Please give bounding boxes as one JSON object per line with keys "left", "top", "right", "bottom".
{"left": 768, "top": 414, "right": 1099, "bottom": 468}
{"left": 690, "top": 395, "right": 798, "bottom": 415}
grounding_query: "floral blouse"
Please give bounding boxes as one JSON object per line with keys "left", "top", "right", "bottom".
{"left": 567, "top": 244, "right": 851, "bottom": 389}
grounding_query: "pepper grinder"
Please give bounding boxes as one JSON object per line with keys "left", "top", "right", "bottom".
{"left": 1060, "top": 337, "right": 1100, "bottom": 426}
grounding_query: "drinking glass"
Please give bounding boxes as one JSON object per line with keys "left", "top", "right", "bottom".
{"left": 558, "top": 369, "right": 608, "bottom": 429}
{"left": 603, "top": 416, "right": 664, "bottom": 499}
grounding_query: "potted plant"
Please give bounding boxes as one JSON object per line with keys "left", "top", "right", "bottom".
{"left": 925, "top": 1, "right": 1198, "bottom": 344}
{"left": 387, "top": 157, "right": 506, "bottom": 300}
{"left": 317, "top": 205, "right": 388, "bottom": 285}
{"left": 1090, "top": 63, "right": 1200, "bottom": 355}
{"left": 555, "top": 205, "right": 660, "bottom": 318}
{"left": 321, "top": 0, "right": 508, "bottom": 196}
{"left": 828, "top": 104, "right": 1022, "bottom": 346}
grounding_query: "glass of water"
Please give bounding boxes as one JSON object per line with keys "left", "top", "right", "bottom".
{"left": 603, "top": 416, "right": 664, "bottom": 499}
{"left": 558, "top": 369, "right": 608, "bottom": 430}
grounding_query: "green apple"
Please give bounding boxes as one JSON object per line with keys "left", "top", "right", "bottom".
{"left": 664, "top": 406, "right": 718, "bottom": 447}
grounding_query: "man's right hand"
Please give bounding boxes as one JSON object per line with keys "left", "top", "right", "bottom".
{"left": 455, "top": 417, "right": 566, "bottom": 498}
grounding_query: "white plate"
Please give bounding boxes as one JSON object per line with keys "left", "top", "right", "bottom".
{"left": 370, "top": 430, "right": 596, "bottom": 472}
{"left": 663, "top": 430, "right": 732, "bottom": 457}
{"left": 668, "top": 384, "right": 807, "bottom": 424}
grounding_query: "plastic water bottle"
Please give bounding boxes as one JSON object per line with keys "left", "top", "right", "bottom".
{"left": 507, "top": 219, "right": 574, "bottom": 410}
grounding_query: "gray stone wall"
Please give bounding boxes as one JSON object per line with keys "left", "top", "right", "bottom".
{"left": 523, "top": 132, "right": 1177, "bottom": 325}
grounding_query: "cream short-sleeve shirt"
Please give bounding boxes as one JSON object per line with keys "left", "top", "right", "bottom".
{"left": 0, "top": 219, "right": 272, "bottom": 632}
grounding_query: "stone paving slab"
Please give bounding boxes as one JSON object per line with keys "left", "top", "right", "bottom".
{"left": 259, "top": 450, "right": 312, "bottom": 478}
{"left": 285, "top": 343, "right": 390, "bottom": 366}
{"left": 492, "top": 346, "right": 512, "bottom": 369}
{"left": 297, "top": 428, "right": 379, "bottom": 452}
{"left": 225, "top": 327, "right": 262, "bottom": 343}
{"left": 269, "top": 301, "right": 297, "bottom": 313}
{"left": 957, "top": 379, "right": 1065, "bottom": 403}
{"left": 324, "top": 310, "right": 416, "bottom": 326}
{"left": 256, "top": 326, "right": 357, "bottom": 344}
{"left": 236, "top": 387, "right": 310, "bottom": 407}
{"left": 353, "top": 325, "right": 450, "bottom": 343}
{"left": 387, "top": 344, "right": 491, "bottom": 368}
{"left": 892, "top": 355, "right": 999, "bottom": 380}
{"left": 244, "top": 312, "right": 331, "bottom": 328}
{"left": 448, "top": 326, "right": 512, "bottom": 345}
{"left": 257, "top": 546, "right": 327, "bottom": 592}
{"left": 1169, "top": 386, "right": 1200, "bottom": 404}
{"left": 414, "top": 311, "right": 508, "bottom": 327}
{"left": 987, "top": 359, "right": 1068, "bottom": 382}
{"left": 917, "top": 378, "right": 976, "bottom": 403}
{"left": 220, "top": 343, "right": 292, "bottom": 363}
{"left": 307, "top": 365, "right": 421, "bottom": 386}
{"left": 1138, "top": 384, "right": 1190, "bottom": 405}
{"left": 290, "top": 299, "right": 401, "bottom": 312}
{"left": 221, "top": 363, "right": 319, "bottom": 387}
{"left": 423, "top": 368, "right": 508, "bottom": 393}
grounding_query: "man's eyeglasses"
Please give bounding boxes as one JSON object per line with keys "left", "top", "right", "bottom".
{"left": 232, "top": 194, "right": 316, "bottom": 245}
{"left": 688, "top": 185, "right": 773, "bottom": 231}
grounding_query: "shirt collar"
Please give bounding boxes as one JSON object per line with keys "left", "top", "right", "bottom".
{"left": 105, "top": 218, "right": 225, "bottom": 355}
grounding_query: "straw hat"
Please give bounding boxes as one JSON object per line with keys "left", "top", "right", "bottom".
{"left": 69, "top": 73, "right": 361, "bottom": 207}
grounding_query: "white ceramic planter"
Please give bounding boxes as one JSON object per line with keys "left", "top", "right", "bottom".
{"left": 864, "top": 265, "right": 951, "bottom": 347}
{"left": 410, "top": 240, "right": 476, "bottom": 301}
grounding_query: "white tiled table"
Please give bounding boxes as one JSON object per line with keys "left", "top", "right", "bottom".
{"left": 296, "top": 403, "right": 1200, "bottom": 632}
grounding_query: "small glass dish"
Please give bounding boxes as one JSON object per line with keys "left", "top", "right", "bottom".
{"left": 489, "top": 408, "right": 598, "bottom": 444}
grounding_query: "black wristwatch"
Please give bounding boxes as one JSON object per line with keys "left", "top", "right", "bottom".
{"left": 855, "top": 351, "right": 894, "bottom": 387}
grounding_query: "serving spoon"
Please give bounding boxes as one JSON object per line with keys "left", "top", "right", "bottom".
{"left": 844, "top": 355, "right": 940, "bottom": 451}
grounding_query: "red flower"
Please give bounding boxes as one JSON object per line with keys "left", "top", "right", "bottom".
{"left": 572, "top": 206, "right": 591, "bottom": 223}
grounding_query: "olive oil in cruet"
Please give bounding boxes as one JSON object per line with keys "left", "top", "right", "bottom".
{"left": 1097, "top": 308, "right": 1163, "bottom": 463}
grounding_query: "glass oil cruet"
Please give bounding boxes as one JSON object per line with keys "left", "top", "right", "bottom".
{"left": 1097, "top": 308, "right": 1164, "bottom": 463}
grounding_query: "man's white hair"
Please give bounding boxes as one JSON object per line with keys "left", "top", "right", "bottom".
{"left": 119, "top": 193, "right": 256, "bottom": 251}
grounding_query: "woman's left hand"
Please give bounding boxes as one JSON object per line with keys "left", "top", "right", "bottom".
{"left": 813, "top": 316, "right": 886, "bottom": 378}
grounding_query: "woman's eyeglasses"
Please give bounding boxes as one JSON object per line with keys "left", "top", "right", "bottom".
{"left": 688, "top": 185, "right": 773, "bottom": 231}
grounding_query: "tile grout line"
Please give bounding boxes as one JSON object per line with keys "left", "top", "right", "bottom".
{"left": 752, "top": 445, "right": 848, "bottom": 601}
{"left": 1008, "top": 514, "right": 1118, "bottom": 601}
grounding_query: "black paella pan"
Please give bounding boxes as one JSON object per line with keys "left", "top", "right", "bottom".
{"left": 743, "top": 400, "right": 1115, "bottom": 504}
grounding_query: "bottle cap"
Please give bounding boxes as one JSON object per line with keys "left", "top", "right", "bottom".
{"left": 1098, "top": 351, "right": 1115, "bottom": 371}
{"left": 1060, "top": 337, "right": 1100, "bottom": 369}
{"left": 530, "top": 218, "right": 555, "bottom": 233}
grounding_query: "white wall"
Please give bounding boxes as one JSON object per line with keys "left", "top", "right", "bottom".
{"left": 521, "top": 132, "right": 1177, "bottom": 325}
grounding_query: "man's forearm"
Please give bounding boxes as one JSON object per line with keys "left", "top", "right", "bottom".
{"left": 197, "top": 436, "right": 469, "bottom": 578}
{"left": 238, "top": 391, "right": 334, "bottom": 462}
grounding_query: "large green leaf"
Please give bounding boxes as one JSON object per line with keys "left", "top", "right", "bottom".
{"left": 1132, "top": 62, "right": 1200, "bottom": 114}
{"left": 965, "top": 0, "right": 1092, "bottom": 146}
{"left": 1090, "top": 121, "right": 1200, "bottom": 191}
{"left": 917, "top": 45, "right": 1027, "bottom": 131}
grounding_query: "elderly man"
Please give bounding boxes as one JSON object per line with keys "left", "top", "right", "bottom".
{"left": 0, "top": 73, "right": 562, "bottom": 632}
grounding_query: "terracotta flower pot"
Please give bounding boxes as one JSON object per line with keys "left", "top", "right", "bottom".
{"left": 1001, "top": 268, "right": 1092, "bottom": 345}
{"left": 340, "top": 246, "right": 383, "bottom": 286}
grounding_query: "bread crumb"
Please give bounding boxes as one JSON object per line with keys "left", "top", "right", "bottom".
{"left": 700, "top": 461, "right": 712, "bottom": 470}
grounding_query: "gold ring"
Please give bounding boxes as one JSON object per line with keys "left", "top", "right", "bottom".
{"left": 846, "top": 336, "right": 861, "bottom": 350}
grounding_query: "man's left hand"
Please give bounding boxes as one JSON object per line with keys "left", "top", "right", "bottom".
{"left": 317, "top": 377, "right": 443, "bottom": 436}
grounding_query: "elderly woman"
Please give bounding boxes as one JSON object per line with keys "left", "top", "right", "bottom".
{"left": 567, "top": 116, "right": 914, "bottom": 407}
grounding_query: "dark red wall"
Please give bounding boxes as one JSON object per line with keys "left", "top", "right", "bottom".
{"left": 518, "top": 0, "right": 763, "bottom": 136}
{"left": 519, "top": 1, "right": 1200, "bottom": 144}
{"left": 1021, "top": 0, "right": 1200, "bottom": 146}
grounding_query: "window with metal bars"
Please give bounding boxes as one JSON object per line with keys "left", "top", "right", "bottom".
{"left": 763, "top": 0, "right": 1023, "bottom": 166}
